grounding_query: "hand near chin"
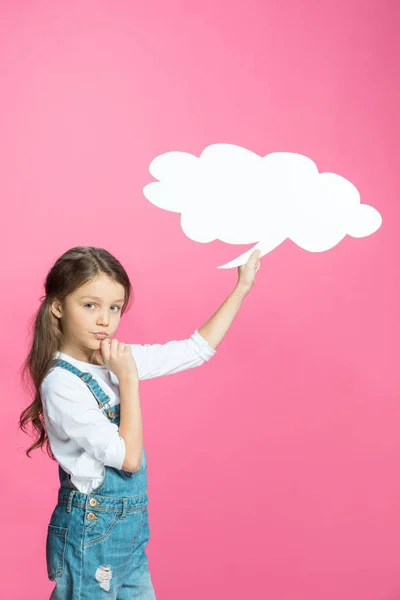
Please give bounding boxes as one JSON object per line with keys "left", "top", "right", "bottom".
{"left": 90, "top": 348, "right": 105, "bottom": 366}
{"left": 90, "top": 338, "right": 138, "bottom": 380}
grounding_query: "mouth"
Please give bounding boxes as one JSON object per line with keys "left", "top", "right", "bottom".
{"left": 93, "top": 333, "right": 109, "bottom": 339}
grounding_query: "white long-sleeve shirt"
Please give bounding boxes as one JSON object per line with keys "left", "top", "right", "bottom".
{"left": 41, "top": 329, "right": 216, "bottom": 494}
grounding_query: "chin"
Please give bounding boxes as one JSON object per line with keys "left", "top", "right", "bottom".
{"left": 84, "top": 338, "right": 100, "bottom": 348}
{"left": 90, "top": 337, "right": 109, "bottom": 346}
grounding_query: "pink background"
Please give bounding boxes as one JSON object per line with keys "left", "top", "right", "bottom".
{"left": 1, "top": 1, "right": 399, "bottom": 598}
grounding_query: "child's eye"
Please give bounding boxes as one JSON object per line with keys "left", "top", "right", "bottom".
{"left": 84, "top": 304, "right": 121, "bottom": 312}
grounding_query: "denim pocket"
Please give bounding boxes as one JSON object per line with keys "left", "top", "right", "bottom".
{"left": 84, "top": 507, "right": 148, "bottom": 551}
{"left": 46, "top": 524, "right": 68, "bottom": 580}
{"left": 84, "top": 511, "right": 120, "bottom": 548}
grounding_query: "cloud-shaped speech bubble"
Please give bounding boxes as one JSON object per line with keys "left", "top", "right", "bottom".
{"left": 143, "top": 144, "right": 382, "bottom": 268}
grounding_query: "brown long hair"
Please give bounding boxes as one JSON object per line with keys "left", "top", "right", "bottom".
{"left": 19, "top": 246, "right": 133, "bottom": 460}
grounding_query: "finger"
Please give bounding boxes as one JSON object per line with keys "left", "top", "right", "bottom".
{"left": 118, "top": 342, "right": 125, "bottom": 356}
{"left": 101, "top": 338, "right": 111, "bottom": 359}
{"left": 111, "top": 338, "right": 119, "bottom": 359}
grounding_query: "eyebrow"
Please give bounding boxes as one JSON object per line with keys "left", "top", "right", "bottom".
{"left": 80, "top": 295, "right": 125, "bottom": 303}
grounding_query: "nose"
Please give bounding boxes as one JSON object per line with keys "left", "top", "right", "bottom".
{"left": 96, "top": 309, "right": 110, "bottom": 327}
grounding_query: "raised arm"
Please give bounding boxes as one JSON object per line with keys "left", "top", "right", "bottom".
{"left": 113, "top": 250, "right": 261, "bottom": 383}
{"left": 197, "top": 249, "right": 261, "bottom": 349}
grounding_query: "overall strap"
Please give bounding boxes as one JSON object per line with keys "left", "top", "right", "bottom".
{"left": 53, "top": 359, "right": 113, "bottom": 417}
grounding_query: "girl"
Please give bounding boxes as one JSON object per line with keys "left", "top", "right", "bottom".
{"left": 19, "top": 245, "right": 260, "bottom": 599}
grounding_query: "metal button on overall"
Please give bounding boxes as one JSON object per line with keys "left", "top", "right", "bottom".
{"left": 89, "top": 498, "right": 98, "bottom": 507}
{"left": 108, "top": 410, "right": 115, "bottom": 418}
{"left": 87, "top": 512, "right": 97, "bottom": 521}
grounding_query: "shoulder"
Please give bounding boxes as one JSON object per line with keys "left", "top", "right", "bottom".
{"left": 42, "top": 364, "right": 83, "bottom": 390}
{"left": 41, "top": 364, "right": 105, "bottom": 426}
{"left": 41, "top": 364, "right": 93, "bottom": 407}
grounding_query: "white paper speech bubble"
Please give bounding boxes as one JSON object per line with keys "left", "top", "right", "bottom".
{"left": 143, "top": 144, "right": 382, "bottom": 268}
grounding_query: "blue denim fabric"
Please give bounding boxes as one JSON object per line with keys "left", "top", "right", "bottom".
{"left": 46, "top": 359, "right": 156, "bottom": 599}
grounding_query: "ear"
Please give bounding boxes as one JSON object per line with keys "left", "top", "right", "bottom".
{"left": 51, "top": 300, "right": 62, "bottom": 319}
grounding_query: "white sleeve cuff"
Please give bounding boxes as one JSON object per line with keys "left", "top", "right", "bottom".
{"left": 191, "top": 330, "right": 217, "bottom": 360}
{"left": 101, "top": 434, "right": 126, "bottom": 470}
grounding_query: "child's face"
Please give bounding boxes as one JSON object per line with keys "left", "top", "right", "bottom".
{"left": 53, "top": 273, "right": 126, "bottom": 359}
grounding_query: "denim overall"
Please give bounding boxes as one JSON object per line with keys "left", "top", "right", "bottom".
{"left": 46, "top": 359, "right": 156, "bottom": 599}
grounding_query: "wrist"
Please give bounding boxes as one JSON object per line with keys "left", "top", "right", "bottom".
{"left": 118, "top": 372, "right": 139, "bottom": 384}
{"left": 233, "top": 282, "right": 251, "bottom": 299}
